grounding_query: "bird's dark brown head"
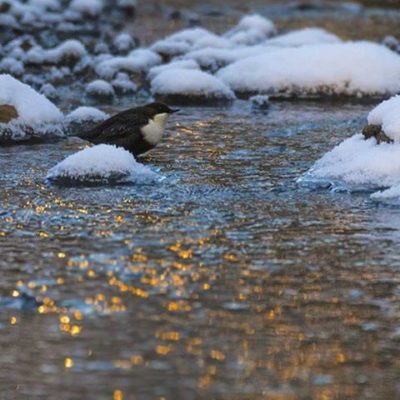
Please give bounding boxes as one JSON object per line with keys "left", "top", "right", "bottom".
{"left": 145, "top": 102, "right": 179, "bottom": 118}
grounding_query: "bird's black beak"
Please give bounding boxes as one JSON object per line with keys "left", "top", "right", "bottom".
{"left": 170, "top": 109, "right": 180, "bottom": 114}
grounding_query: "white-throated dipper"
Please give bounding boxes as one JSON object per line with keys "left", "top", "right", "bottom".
{"left": 78, "top": 102, "right": 179, "bottom": 156}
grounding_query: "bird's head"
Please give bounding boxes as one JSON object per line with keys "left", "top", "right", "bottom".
{"left": 145, "top": 102, "right": 179, "bottom": 125}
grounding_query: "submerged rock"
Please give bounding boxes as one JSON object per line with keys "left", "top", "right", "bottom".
{"left": 0, "top": 104, "right": 18, "bottom": 123}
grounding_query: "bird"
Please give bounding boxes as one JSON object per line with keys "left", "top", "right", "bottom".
{"left": 78, "top": 102, "right": 179, "bottom": 156}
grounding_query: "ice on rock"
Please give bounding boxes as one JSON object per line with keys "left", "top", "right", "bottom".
{"left": 367, "top": 95, "right": 400, "bottom": 142}
{"left": 86, "top": 79, "right": 115, "bottom": 98}
{"left": 96, "top": 49, "right": 161, "bottom": 79}
{"left": 266, "top": 28, "right": 341, "bottom": 47}
{"left": 299, "top": 134, "right": 400, "bottom": 192}
{"left": 151, "top": 68, "right": 236, "bottom": 103}
{"left": 0, "top": 74, "right": 63, "bottom": 126}
{"left": 47, "top": 144, "right": 160, "bottom": 185}
{"left": 223, "top": 14, "right": 276, "bottom": 45}
{"left": 217, "top": 42, "right": 400, "bottom": 97}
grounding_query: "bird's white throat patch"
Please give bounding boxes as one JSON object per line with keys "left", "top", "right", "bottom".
{"left": 141, "top": 112, "right": 169, "bottom": 145}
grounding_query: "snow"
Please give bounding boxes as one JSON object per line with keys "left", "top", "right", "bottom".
{"left": 299, "top": 134, "right": 400, "bottom": 193}
{"left": 26, "top": 40, "right": 86, "bottom": 64}
{"left": 367, "top": 95, "right": 400, "bottom": 142}
{"left": 66, "top": 106, "right": 108, "bottom": 124}
{"left": 0, "top": 74, "right": 63, "bottom": 125}
{"left": 111, "top": 72, "right": 137, "bottom": 93}
{"left": 47, "top": 144, "right": 160, "bottom": 185}
{"left": 250, "top": 95, "right": 270, "bottom": 108}
{"left": 223, "top": 14, "right": 276, "bottom": 45}
{"left": 217, "top": 42, "right": 400, "bottom": 97}
{"left": 69, "top": 0, "right": 103, "bottom": 17}
{"left": 151, "top": 68, "right": 235, "bottom": 101}
{"left": 114, "top": 33, "right": 135, "bottom": 53}
{"left": 147, "top": 59, "right": 199, "bottom": 80}
{"left": 266, "top": 28, "right": 341, "bottom": 47}
{"left": 86, "top": 80, "right": 115, "bottom": 97}
{"left": 96, "top": 49, "right": 161, "bottom": 79}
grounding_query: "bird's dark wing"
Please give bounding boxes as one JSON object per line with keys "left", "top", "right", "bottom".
{"left": 78, "top": 108, "right": 149, "bottom": 142}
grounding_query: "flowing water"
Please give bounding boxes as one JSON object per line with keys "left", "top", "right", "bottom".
{"left": 1, "top": 101, "right": 400, "bottom": 399}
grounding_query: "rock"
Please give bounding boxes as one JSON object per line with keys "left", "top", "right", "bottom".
{"left": 0, "top": 104, "right": 18, "bottom": 123}
{"left": 362, "top": 124, "right": 393, "bottom": 144}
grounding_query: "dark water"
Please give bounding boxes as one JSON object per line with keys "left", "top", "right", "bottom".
{"left": 1, "top": 101, "right": 400, "bottom": 399}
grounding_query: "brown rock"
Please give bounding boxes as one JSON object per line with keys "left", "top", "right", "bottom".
{"left": 0, "top": 104, "right": 18, "bottom": 123}
{"left": 362, "top": 124, "right": 393, "bottom": 144}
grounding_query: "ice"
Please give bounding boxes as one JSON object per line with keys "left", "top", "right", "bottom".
{"left": 217, "top": 42, "right": 400, "bottom": 97}
{"left": 367, "top": 95, "right": 400, "bottom": 142}
{"left": 299, "top": 134, "right": 400, "bottom": 192}
{"left": 46, "top": 144, "right": 160, "bottom": 185}
{"left": 0, "top": 74, "right": 63, "bottom": 125}
{"left": 151, "top": 68, "right": 235, "bottom": 101}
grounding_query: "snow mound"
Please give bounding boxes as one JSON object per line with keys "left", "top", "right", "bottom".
{"left": 367, "top": 95, "right": 400, "bottom": 142}
{"left": 86, "top": 79, "right": 115, "bottom": 98}
{"left": 96, "top": 49, "right": 161, "bottom": 79}
{"left": 66, "top": 107, "right": 108, "bottom": 124}
{"left": 217, "top": 42, "right": 400, "bottom": 97}
{"left": 0, "top": 74, "right": 63, "bottom": 125}
{"left": 69, "top": 0, "right": 103, "bottom": 17}
{"left": 151, "top": 68, "right": 235, "bottom": 103}
{"left": 224, "top": 14, "right": 276, "bottom": 45}
{"left": 26, "top": 40, "right": 87, "bottom": 65}
{"left": 147, "top": 59, "right": 199, "bottom": 80}
{"left": 298, "top": 134, "right": 400, "bottom": 192}
{"left": 47, "top": 144, "right": 160, "bottom": 185}
{"left": 266, "top": 28, "right": 341, "bottom": 47}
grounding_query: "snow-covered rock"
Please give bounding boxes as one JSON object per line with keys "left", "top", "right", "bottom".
{"left": 69, "top": 0, "right": 103, "bottom": 17}
{"left": 66, "top": 106, "right": 108, "bottom": 125}
{"left": 96, "top": 49, "right": 161, "bottom": 79}
{"left": 147, "top": 59, "right": 199, "bottom": 80}
{"left": 298, "top": 134, "right": 400, "bottom": 192}
{"left": 151, "top": 68, "right": 235, "bottom": 104}
{"left": 86, "top": 79, "right": 115, "bottom": 98}
{"left": 0, "top": 74, "right": 63, "bottom": 125}
{"left": 113, "top": 33, "right": 136, "bottom": 54}
{"left": 217, "top": 42, "right": 400, "bottom": 97}
{"left": 223, "top": 14, "right": 276, "bottom": 45}
{"left": 26, "top": 40, "right": 87, "bottom": 65}
{"left": 250, "top": 95, "right": 270, "bottom": 109}
{"left": 367, "top": 95, "right": 400, "bottom": 142}
{"left": 47, "top": 144, "right": 160, "bottom": 185}
{"left": 111, "top": 72, "right": 137, "bottom": 94}
{"left": 266, "top": 28, "right": 341, "bottom": 47}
